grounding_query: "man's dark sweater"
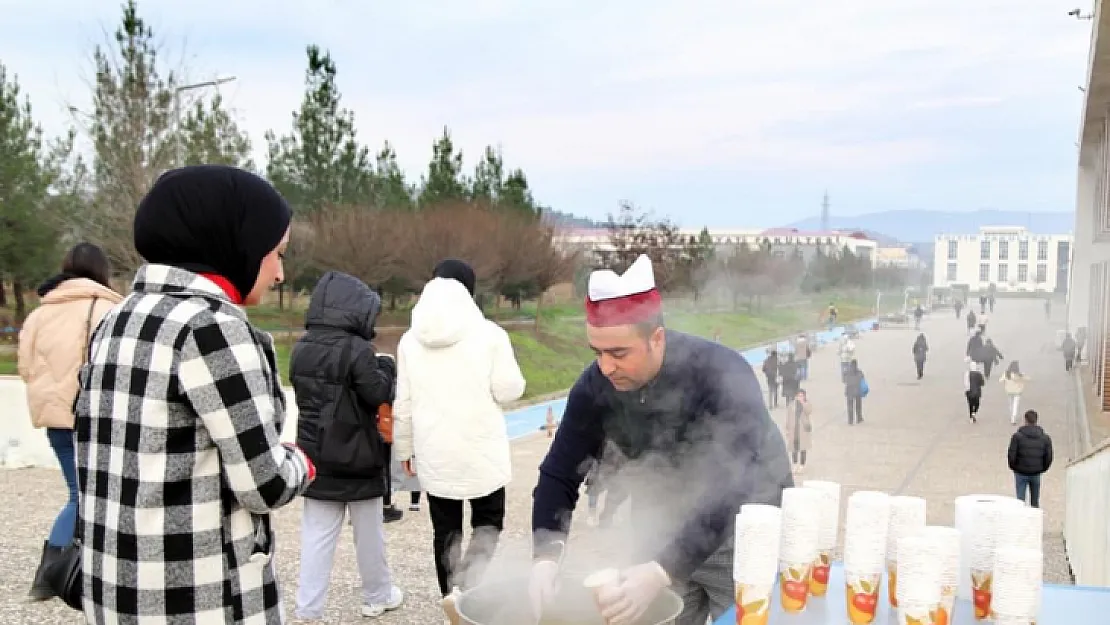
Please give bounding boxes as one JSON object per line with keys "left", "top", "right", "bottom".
{"left": 531, "top": 330, "right": 793, "bottom": 581}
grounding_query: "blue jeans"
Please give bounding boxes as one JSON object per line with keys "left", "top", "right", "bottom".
{"left": 1014, "top": 473, "right": 1041, "bottom": 508}
{"left": 46, "top": 428, "right": 79, "bottom": 547}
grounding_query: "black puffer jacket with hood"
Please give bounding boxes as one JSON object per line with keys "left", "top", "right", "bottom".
{"left": 291, "top": 271, "right": 396, "bottom": 501}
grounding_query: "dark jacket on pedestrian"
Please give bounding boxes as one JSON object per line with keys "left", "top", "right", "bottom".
{"left": 779, "top": 357, "right": 800, "bottom": 392}
{"left": 1008, "top": 425, "right": 1054, "bottom": 476}
{"left": 1062, "top": 336, "right": 1077, "bottom": 359}
{"left": 291, "top": 272, "right": 396, "bottom": 502}
{"left": 981, "top": 339, "right": 1003, "bottom": 366}
{"left": 762, "top": 352, "right": 779, "bottom": 384}
{"left": 844, "top": 366, "right": 865, "bottom": 398}
{"left": 912, "top": 335, "right": 928, "bottom": 362}
{"left": 967, "top": 333, "right": 984, "bottom": 361}
{"left": 966, "top": 310, "right": 977, "bottom": 328}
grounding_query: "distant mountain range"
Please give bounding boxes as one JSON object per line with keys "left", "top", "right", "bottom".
{"left": 788, "top": 209, "right": 1074, "bottom": 244}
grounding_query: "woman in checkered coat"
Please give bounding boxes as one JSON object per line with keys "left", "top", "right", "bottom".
{"left": 74, "top": 166, "right": 316, "bottom": 624}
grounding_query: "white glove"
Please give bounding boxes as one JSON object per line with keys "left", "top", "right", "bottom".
{"left": 599, "top": 561, "right": 671, "bottom": 625}
{"left": 529, "top": 559, "right": 560, "bottom": 618}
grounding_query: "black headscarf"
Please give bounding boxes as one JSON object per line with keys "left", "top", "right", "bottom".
{"left": 133, "top": 165, "right": 292, "bottom": 299}
{"left": 433, "top": 258, "right": 476, "bottom": 296}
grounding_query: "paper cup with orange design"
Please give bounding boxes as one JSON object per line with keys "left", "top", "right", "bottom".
{"left": 897, "top": 601, "right": 943, "bottom": 625}
{"left": 779, "top": 562, "right": 813, "bottom": 613}
{"left": 845, "top": 571, "right": 882, "bottom": 625}
{"left": 734, "top": 582, "right": 772, "bottom": 625}
{"left": 809, "top": 550, "right": 832, "bottom": 597}
{"left": 970, "top": 569, "right": 993, "bottom": 620}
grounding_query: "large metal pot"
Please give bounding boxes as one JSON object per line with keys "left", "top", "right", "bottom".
{"left": 455, "top": 575, "right": 684, "bottom": 625}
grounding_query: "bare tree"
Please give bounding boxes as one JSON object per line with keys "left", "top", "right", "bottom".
{"left": 312, "top": 207, "right": 405, "bottom": 289}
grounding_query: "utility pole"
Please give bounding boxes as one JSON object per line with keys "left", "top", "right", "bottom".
{"left": 173, "top": 76, "right": 237, "bottom": 166}
{"left": 821, "top": 190, "right": 831, "bottom": 231}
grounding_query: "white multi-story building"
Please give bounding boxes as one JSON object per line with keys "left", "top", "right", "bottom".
{"left": 933, "top": 226, "right": 1072, "bottom": 293}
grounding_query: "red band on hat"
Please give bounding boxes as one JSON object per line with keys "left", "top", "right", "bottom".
{"left": 585, "top": 289, "right": 663, "bottom": 327}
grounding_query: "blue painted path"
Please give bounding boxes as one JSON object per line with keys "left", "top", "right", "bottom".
{"left": 504, "top": 318, "right": 877, "bottom": 440}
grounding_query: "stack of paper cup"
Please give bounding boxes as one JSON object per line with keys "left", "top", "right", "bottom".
{"left": 919, "top": 526, "right": 961, "bottom": 625}
{"left": 968, "top": 498, "right": 1025, "bottom": 620}
{"left": 991, "top": 546, "right": 1042, "bottom": 624}
{"left": 955, "top": 494, "right": 1025, "bottom": 600}
{"left": 843, "top": 491, "right": 891, "bottom": 625}
{"left": 802, "top": 480, "right": 841, "bottom": 597}
{"left": 886, "top": 496, "right": 927, "bottom": 608}
{"left": 997, "top": 506, "right": 1043, "bottom": 552}
{"left": 733, "top": 505, "right": 781, "bottom": 625}
{"left": 778, "top": 487, "right": 820, "bottom": 614}
{"left": 895, "top": 535, "right": 943, "bottom": 625}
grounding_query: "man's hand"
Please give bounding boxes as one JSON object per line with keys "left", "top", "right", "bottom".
{"left": 598, "top": 561, "right": 671, "bottom": 625}
{"left": 529, "top": 560, "right": 560, "bottom": 619}
{"left": 401, "top": 459, "right": 416, "bottom": 477}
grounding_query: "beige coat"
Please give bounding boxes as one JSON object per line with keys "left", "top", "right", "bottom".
{"left": 1000, "top": 373, "right": 1030, "bottom": 396}
{"left": 17, "top": 278, "right": 123, "bottom": 429}
{"left": 783, "top": 399, "right": 814, "bottom": 451}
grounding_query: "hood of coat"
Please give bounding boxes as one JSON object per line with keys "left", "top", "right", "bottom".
{"left": 304, "top": 271, "right": 381, "bottom": 341}
{"left": 38, "top": 277, "right": 123, "bottom": 306}
{"left": 410, "top": 277, "right": 485, "bottom": 348}
{"left": 1017, "top": 424, "right": 1045, "bottom": 439}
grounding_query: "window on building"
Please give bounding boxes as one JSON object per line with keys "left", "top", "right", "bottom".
{"left": 1036, "top": 264, "right": 1047, "bottom": 283}
{"left": 979, "top": 263, "right": 990, "bottom": 282}
{"left": 1018, "top": 240, "right": 1029, "bottom": 261}
{"left": 997, "top": 264, "right": 1008, "bottom": 282}
{"left": 1037, "top": 241, "right": 1048, "bottom": 261}
{"left": 946, "top": 262, "right": 958, "bottom": 281}
{"left": 947, "top": 240, "right": 958, "bottom": 260}
{"left": 1017, "top": 264, "right": 1028, "bottom": 282}
{"left": 980, "top": 240, "right": 991, "bottom": 260}
{"left": 998, "top": 241, "right": 1008, "bottom": 261}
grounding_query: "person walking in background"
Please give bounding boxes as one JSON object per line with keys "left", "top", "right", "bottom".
{"left": 76, "top": 166, "right": 316, "bottom": 623}
{"left": 1007, "top": 410, "right": 1053, "bottom": 508}
{"left": 966, "top": 309, "right": 977, "bottom": 336}
{"left": 966, "top": 329, "right": 985, "bottom": 363}
{"left": 1044, "top": 299, "right": 1051, "bottom": 320}
{"left": 979, "top": 294, "right": 988, "bottom": 315}
{"left": 980, "top": 338, "right": 1003, "bottom": 378}
{"left": 827, "top": 302, "right": 838, "bottom": 331}
{"left": 1076, "top": 326, "right": 1088, "bottom": 363}
{"left": 783, "top": 389, "right": 813, "bottom": 476}
{"left": 988, "top": 294, "right": 996, "bottom": 313}
{"left": 912, "top": 333, "right": 928, "bottom": 380}
{"left": 392, "top": 259, "right": 527, "bottom": 624}
{"left": 955, "top": 299, "right": 964, "bottom": 319}
{"left": 779, "top": 352, "right": 801, "bottom": 408}
{"left": 794, "top": 333, "right": 810, "bottom": 380}
{"left": 913, "top": 303, "right": 925, "bottom": 331}
{"left": 17, "top": 243, "right": 123, "bottom": 601}
{"left": 844, "top": 359, "right": 866, "bottom": 425}
{"left": 964, "top": 361, "right": 986, "bottom": 424}
{"left": 1062, "top": 333, "right": 1077, "bottom": 372}
{"left": 762, "top": 349, "right": 780, "bottom": 409}
{"left": 999, "top": 361, "right": 1031, "bottom": 426}
{"left": 838, "top": 334, "right": 856, "bottom": 382}
{"left": 289, "top": 272, "right": 404, "bottom": 620}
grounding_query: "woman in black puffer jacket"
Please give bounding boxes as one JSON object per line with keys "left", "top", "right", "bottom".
{"left": 289, "top": 271, "right": 402, "bottom": 620}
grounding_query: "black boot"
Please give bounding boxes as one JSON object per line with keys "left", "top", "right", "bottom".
{"left": 28, "top": 541, "right": 61, "bottom": 601}
{"left": 383, "top": 505, "right": 404, "bottom": 523}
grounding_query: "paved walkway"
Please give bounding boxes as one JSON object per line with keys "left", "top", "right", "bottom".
{"left": 0, "top": 299, "right": 1074, "bottom": 624}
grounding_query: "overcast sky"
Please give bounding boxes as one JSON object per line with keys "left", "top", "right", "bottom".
{"left": 0, "top": 0, "right": 1094, "bottom": 226}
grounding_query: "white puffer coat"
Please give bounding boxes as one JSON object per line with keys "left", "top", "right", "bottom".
{"left": 392, "top": 278, "right": 526, "bottom": 499}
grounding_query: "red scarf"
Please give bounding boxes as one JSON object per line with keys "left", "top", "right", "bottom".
{"left": 199, "top": 273, "right": 244, "bottom": 305}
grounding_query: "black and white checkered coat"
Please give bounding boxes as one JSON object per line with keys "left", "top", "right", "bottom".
{"left": 75, "top": 265, "right": 312, "bottom": 624}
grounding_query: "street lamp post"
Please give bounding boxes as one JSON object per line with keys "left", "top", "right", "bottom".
{"left": 173, "top": 76, "right": 237, "bottom": 166}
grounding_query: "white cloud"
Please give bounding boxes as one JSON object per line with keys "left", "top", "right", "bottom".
{"left": 0, "top": 0, "right": 1092, "bottom": 193}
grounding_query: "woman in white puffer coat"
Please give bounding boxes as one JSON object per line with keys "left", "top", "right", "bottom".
{"left": 392, "top": 259, "right": 526, "bottom": 624}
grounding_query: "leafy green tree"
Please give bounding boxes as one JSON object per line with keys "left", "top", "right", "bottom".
{"left": 0, "top": 64, "right": 68, "bottom": 317}
{"left": 265, "top": 44, "right": 374, "bottom": 212}
{"left": 418, "top": 127, "right": 467, "bottom": 205}
{"left": 75, "top": 0, "right": 250, "bottom": 271}
{"left": 372, "top": 141, "right": 415, "bottom": 210}
{"left": 470, "top": 146, "right": 504, "bottom": 203}
{"left": 180, "top": 93, "right": 253, "bottom": 169}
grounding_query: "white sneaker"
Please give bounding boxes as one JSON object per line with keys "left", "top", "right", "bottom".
{"left": 362, "top": 586, "right": 403, "bottom": 617}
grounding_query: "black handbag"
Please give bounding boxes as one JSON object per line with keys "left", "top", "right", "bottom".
{"left": 45, "top": 298, "right": 97, "bottom": 610}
